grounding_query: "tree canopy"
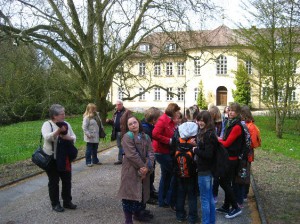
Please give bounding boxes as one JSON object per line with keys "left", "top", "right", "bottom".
{"left": 0, "top": 0, "right": 216, "bottom": 118}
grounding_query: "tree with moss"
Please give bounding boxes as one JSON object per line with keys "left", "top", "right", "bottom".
{"left": 197, "top": 80, "right": 208, "bottom": 110}
{"left": 232, "top": 63, "right": 251, "bottom": 106}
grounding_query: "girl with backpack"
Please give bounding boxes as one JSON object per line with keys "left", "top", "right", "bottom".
{"left": 241, "top": 106, "right": 261, "bottom": 200}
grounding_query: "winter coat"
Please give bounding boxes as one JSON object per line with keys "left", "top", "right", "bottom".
{"left": 117, "top": 132, "right": 154, "bottom": 203}
{"left": 152, "top": 113, "right": 176, "bottom": 154}
{"left": 82, "top": 116, "right": 99, "bottom": 143}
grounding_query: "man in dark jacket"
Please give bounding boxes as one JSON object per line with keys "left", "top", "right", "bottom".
{"left": 106, "top": 99, "right": 132, "bottom": 165}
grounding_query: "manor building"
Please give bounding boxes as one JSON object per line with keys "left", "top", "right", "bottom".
{"left": 108, "top": 25, "right": 299, "bottom": 111}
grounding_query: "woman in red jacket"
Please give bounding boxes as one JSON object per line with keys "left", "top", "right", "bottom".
{"left": 216, "top": 102, "right": 243, "bottom": 219}
{"left": 152, "top": 103, "right": 181, "bottom": 208}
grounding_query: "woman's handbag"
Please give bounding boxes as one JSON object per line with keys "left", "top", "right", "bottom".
{"left": 32, "top": 122, "right": 54, "bottom": 170}
{"left": 96, "top": 112, "right": 106, "bottom": 139}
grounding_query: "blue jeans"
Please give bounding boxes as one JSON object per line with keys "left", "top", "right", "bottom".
{"left": 176, "top": 177, "right": 198, "bottom": 223}
{"left": 85, "top": 143, "right": 99, "bottom": 165}
{"left": 155, "top": 153, "right": 174, "bottom": 207}
{"left": 116, "top": 132, "right": 123, "bottom": 162}
{"left": 198, "top": 175, "right": 216, "bottom": 224}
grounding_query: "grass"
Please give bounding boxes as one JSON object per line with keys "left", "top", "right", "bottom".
{"left": 0, "top": 115, "right": 112, "bottom": 165}
{"left": 0, "top": 113, "right": 299, "bottom": 165}
{"left": 254, "top": 116, "right": 300, "bottom": 160}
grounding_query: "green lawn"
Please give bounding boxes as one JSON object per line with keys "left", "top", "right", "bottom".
{"left": 0, "top": 115, "right": 112, "bottom": 165}
{"left": 254, "top": 116, "right": 300, "bottom": 160}
{"left": 0, "top": 114, "right": 299, "bottom": 165}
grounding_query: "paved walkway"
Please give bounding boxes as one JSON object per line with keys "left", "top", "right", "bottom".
{"left": 0, "top": 147, "right": 259, "bottom": 224}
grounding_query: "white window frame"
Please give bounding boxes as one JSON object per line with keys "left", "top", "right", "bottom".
{"left": 165, "top": 43, "right": 176, "bottom": 52}
{"left": 139, "top": 87, "right": 145, "bottom": 100}
{"left": 166, "top": 62, "right": 173, "bottom": 76}
{"left": 194, "top": 88, "right": 199, "bottom": 101}
{"left": 139, "top": 44, "right": 150, "bottom": 52}
{"left": 177, "top": 62, "right": 185, "bottom": 76}
{"left": 154, "top": 62, "right": 161, "bottom": 76}
{"left": 246, "top": 60, "right": 252, "bottom": 75}
{"left": 195, "top": 59, "right": 201, "bottom": 76}
{"left": 154, "top": 88, "right": 161, "bottom": 101}
{"left": 166, "top": 87, "right": 173, "bottom": 101}
{"left": 177, "top": 88, "right": 184, "bottom": 101}
{"left": 216, "top": 55, "right": 227, "bottom": 75}
{"left": 118, "top": 87, "right": 124, "bottom": 100}
{"left": 291, "top": 90, "right": 296, "bottom": 101}
{"left": 139, "top": 62, "right": 146, "bottom": 76}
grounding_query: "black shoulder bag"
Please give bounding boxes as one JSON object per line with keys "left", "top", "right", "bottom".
{"left": 32, "top": 122, "right": 54, "bottom": 170}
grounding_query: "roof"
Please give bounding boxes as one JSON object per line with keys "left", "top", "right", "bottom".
{"left": 134, "top": 25, "right": 239, "bottom": 57}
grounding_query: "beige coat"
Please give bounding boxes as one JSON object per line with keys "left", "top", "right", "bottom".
{"left": 82, "top": 116, "right": 99, "bottom": 143}
{"left": 117, "top": 132, "right": 154, "bottom": 203}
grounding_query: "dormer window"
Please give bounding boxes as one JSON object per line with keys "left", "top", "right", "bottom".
{"left": 139, "top": 44, "right": 150, "bottom": 52}
{"left": 165, "top": 43, "right": 176, "bottom": 52}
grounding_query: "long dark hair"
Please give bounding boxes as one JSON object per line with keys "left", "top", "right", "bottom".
{"left": 196, "top": 111, "right": 214, "bottom": 142}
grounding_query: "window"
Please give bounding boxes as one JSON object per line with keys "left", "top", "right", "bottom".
{"left": 195, "top": 59, "right": 201, "bottom": 76}
{"left": 165, "top": 43, "right": 176, "bottom": 52}
{"left": 291, "top": 90, "right": 296, "bottom": 101}
{"left": 194, "top": 88, "right": 199, "bottom": 101}
{"left": 178, "top": 88, "right": 184, "bottom": 101}
{"left": 177, "top": 62, "right": 184, "bottom": 76}
{"left": 154, "top": 62, "right": 161, "bottom": 76}
{"left": 278, "top": 90, "right": 283, "bottom": 102}
{"left": 118, "top": 87, "right": 124, "bottom": 100}
{"left": 154, "top": 88, "right": 161, "bottom": 100}
{"left": 262, "top": 87, "right": 269, "bottom": 100}
{"left": 139, "top": 88, "right": 145, "bottom": 100}
{"left": 216, "top": 55, "right": 227, "bottom": 75}
{"left": 246, "top": 60, "right": 252, "bottom": 75}
{"left": 139, "top": 62, "right": 145, "bottom": 76}
{"left": 106, "top": 91, "right": 111, "bottom": 101}
{"left": 166, "top": 62, "right": 173, "bottom": 76}
{"left": 166, "top": 87, "right": 173, "bottom": 101}
{"left": 139, "top": 44, "right": 150, "bottom": 52}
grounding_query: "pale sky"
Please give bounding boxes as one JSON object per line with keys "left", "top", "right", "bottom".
{"left": 209, "top": 0, "right": 252, "bottom": 29}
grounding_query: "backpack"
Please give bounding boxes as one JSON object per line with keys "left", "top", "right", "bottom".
{"left": 211, "top": 134, "right": 229, "bottom": 178}
{"left": 246, "top": 122, "right": 261, "bottom": 148}
{"left": 174, "top": 138, "right": 196, "bottom": 178}
{"left": 238, "top": 122, "right": 252, "bottom": 161}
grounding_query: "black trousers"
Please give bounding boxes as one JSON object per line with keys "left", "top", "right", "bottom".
{"left": 45, "top": 159, "right": 72, "bottom": 206}
{"left": 219, "top": 160, "right": 239, "bottom": 209}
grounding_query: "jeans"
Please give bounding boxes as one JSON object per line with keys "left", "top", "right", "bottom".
{"left": 176, "top": 177, "right": 198, "bottom": 223}
{"left": 45, "top": 159, "right": 72, "bottom": 206}
{"left": 155, "top": 153, "right": 174, "bottom": 207}
{"left": 198, "top": 175, "right": 215, "bottom": 224}
{"left": 116, "top": 132, "right": 123, "bottom": 162}
{"left": 85, "top": 142, "right": 99, "bottom": 165}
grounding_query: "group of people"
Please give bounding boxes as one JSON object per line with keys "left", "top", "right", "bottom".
{"left": 41, "top": 100, "right": 260, "bottom": 224}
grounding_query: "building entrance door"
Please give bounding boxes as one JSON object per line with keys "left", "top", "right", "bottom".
{"left": 217, "top": 86, "right": 227, "bottom": 106}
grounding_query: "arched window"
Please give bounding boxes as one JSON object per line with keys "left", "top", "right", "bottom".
{"left": 216, "top": 55, "right": 227, "bottom": 75}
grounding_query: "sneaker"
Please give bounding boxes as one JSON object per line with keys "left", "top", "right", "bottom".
{"left": 225, "top": 207, "right": 242, "bottom": 219}
{"left": 216, "top": 206, "right": 230, "bottom": 214}
{"left": 114, "top": 161, "right": 122, "bottom": 165}
{"left": 87, "top": 164, "right": 93, "bottom": 167}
